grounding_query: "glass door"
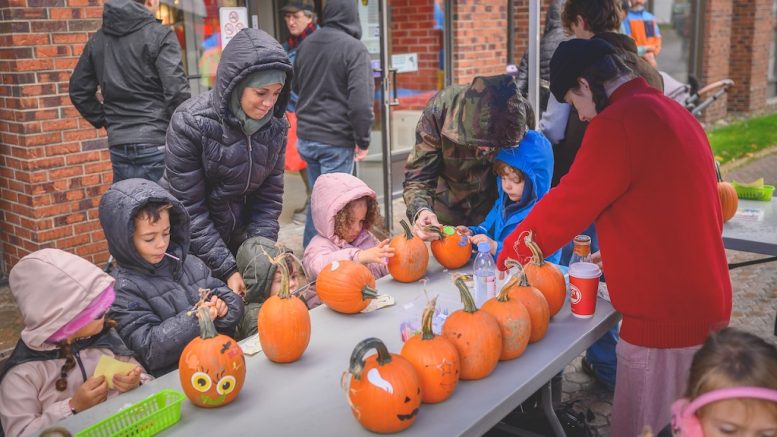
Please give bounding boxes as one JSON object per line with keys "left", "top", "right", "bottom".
{"left": 356, "top": 0, "right": 448, "bottom": 231}
{"left": 157, "top": 0, "right": 249, "bottom": 96}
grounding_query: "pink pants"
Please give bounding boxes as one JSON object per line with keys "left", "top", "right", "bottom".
{"left": 611, "top": 338, "right": 700, "bottom": 437}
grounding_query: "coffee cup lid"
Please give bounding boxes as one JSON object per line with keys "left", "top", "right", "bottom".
{"left": 569, "top": 262, "right": 601, "bottom": 279}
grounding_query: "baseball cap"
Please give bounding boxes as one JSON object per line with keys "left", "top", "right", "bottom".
{"left": 281, "top": 0, "right": 315, "bottom": 13}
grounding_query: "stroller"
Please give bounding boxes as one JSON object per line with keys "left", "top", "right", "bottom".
{"left": 661, "top": 71, "right": 734, "bottom": 118}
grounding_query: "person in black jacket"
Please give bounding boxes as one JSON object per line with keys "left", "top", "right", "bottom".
{"left": 163, "top": 28, "right": 292, "bottom": 296}
{"left": 515, "top": 0, "right": 568, "bottom": 114}
{"left": 292, "top": 0, "right": 375, "bottom": 247}
{"left": 98, "top": 179, "right": 243, "bottom": 377}
{"left": 69, "top": 0, "right": 190, "bottom": 183}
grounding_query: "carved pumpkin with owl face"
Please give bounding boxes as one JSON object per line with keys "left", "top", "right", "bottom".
{"left": 179, "top": 306, "right": 246, "bottom": 408}
{"left": 344, "top": 337, "right": 422, "bottom": 433}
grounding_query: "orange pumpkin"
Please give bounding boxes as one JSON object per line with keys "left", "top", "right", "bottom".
{"left": 316, "top": 260, "right": 378, "bottom": 314}
{"left": 442, "top": 277, "right": 502, "bottom": 380}
{"left": 179, "top": 306, "right": 246, "bottom": 408}
{"left": 481, "top": 281, "right": 531, "bottom": 361}
{"left": 388, "top": 219, "right": 429, "bottom": 283}
{"left": 503, "top": 260, "right": 550, "bottom": 343}
{"left": 715, "top": 161, "right": 738, "bottom": 222}
{"left": 521, "top": 232, "right": 566, "bottom": 317}
{"left": 718, "top": 181, "right": 738, "bottom": 223}
{"left": 427, "top": 225, "right": 472, "bottom": 269}
{"left": 258, "top": 253, "right": 310, "bottom": 363}
{"left": 345, "top": 337, "right": 422, "bottom": 433}
{"left": 401, "top": 297, "right": 461, "bottom": 403}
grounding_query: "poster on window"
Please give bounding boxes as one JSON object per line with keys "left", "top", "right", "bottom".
{"left": 220, "top": 7, "right": 248, "bottom": 50}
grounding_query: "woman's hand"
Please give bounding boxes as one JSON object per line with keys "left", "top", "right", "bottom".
{"left": 357, "top": 239, "right": 396, "bottom": 264}
{"left": 412, "top": 210, "right": 442, "bottom": 241}
{"left": 455, "top": 226, "right": 473, "bottom": 237}
{"left": 113, "top": 367, "right": 142, "bottom": 394}
{"left": 226, "top": 271, "right": 246, "bottom": 297}
{"left": 591, "top": 250, "right": 603, "bottom": 271}
{"left": 70, "top": 376, "right": 108, "bottom": 413}
{"left": 470, "top": 234, "right": 497, "bottom": 255}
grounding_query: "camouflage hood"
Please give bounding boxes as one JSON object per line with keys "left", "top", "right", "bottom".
{"left": 440, "top": 75, "right": 529, "bottom": 148}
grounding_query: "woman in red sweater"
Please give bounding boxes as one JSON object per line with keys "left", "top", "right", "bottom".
{"left": 496, "top": 39, "right": 731, "bottom": 436}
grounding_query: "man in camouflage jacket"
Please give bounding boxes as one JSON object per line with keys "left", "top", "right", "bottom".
{"left": 403, "top": 74, "right": 530, "bottom": 240}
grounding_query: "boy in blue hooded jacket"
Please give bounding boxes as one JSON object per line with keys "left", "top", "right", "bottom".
{"left": 457, "top": 130, "right": 560, "bottom": 263}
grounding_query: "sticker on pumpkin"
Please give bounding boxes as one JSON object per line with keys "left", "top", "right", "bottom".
{"left": 367, "top": 368, "right": 394, "bottom": 394}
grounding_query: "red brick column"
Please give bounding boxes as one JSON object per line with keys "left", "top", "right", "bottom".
{"left": 0, "top": 0, "right": 111, "bottom": 273}
{"left": 451, "top": 0, "right": 508, "bottom": 85}
{"left": 727, "top": 0, "right": 772, "bottom": 113}
{"left": 699, "top": 0, "right": 732, "bottom": 122}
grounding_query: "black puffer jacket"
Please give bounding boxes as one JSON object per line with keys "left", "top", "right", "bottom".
{"left": 99, "top": 179, "right": 244, "bottom": 377}
{"left": 69, "top": 0, "right": 190, "bottom": 146}
{"left": 516, "top": 0, "right": 567, "bottom": 109}
{"left": 164, "top": 28, "right": 292, "bottom": 281}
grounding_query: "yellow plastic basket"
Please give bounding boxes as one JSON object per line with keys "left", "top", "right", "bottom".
{"left": 732, "top": 182, "right": 775, "bottom": 201}
{"left": 74, "top": 390, "right": 184, "bottom": 437}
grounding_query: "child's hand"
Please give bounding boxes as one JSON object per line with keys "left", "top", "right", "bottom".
{"left": 113, "top": 367, "right": 142, "bottom": 393}
{"left": 209, "top": 295, "right": 228, "bottom": 318}
{"left": 226, "top": 271, "right": 246, "bottom": 297}
{"left": 455, "top": 226, "right": 473, "bottom": 236}
{"left": 470, "top": 234, "right": 497, "bottom": 255}
{"left": 70, "top": 376, "right": 108, "bottom": 413}
{"left": 196, "top": 302, "right": 219, "bottom": 321}
{"left": 357, "top": 239, "right": 396, "bottom": 264}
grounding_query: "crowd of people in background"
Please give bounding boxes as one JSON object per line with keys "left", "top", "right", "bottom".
{"left": 0, "top": 0, "right": 775, "bottom": 437}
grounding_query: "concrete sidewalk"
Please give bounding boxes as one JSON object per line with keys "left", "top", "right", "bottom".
{"left": 1, "top": 151, "right": 775, "bottom": 436}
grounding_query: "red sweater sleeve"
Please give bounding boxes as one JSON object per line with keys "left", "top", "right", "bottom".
{"left": 497, "top": 115, "right": 630, "bottom": 270}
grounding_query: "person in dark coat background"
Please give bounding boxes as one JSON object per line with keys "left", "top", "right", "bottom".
{"left": 515, "top": 0, "right": 568, "bottom": 114}
{"left": 292, "top": 0, "right": 375, "bottom": 248}
{"left": 69, "top": 0, "right": 190, "bottom": 183}
{"left": 99, "top": 179, "right": 243, "bottom": 377}
{"left": 163, "top": 28, "right": 292, "bottom": 295}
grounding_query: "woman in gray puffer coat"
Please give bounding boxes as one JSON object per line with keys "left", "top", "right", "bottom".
{"left": 163, "top": 28, "right": 292, "bottom": 296}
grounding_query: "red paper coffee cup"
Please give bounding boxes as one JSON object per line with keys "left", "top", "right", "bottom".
{"left": 569, "top": 262, "right": 601, "bottom": 318}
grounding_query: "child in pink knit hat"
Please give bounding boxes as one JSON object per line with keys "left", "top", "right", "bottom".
{"left": 0, "top": 249, "right": 149, "bottom": 437}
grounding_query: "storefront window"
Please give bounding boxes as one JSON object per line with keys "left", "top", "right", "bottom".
{"left": 659, "top": 0, "right": 693, "bottom": 83}
{"left": 157, "top": 0, "right": 248, "bottom": 95}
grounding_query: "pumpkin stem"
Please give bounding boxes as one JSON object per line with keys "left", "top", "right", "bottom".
{"left": 524, "top": 231, "right": 546, "bottom": 266}
{"left": 420, "top": 296, "right": 438, "bottom": 340}
{"left": 362, "top": 285, "right": 379, "bottom": 300}
{"left": 714, "top": 160, "right": 723, "bottom": 183}
{"left": 453, "top": 277, "right": 478, "bottom": 313}
{"left": 399, "top": 219, "right": 414, "bottom": 240}
{"left": 196, "top": 306, "right": 218, "bottom": 340}
{"left": 504, "top": 258, "right": 531, "bottom": 287}
{"left": 349, "top": 337, "right": 392, "bottom": 380}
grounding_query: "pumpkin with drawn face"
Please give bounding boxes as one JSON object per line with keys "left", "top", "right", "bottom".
{"left": 344, "top": 337, "right": 422, "bottom": 433}
{"left": 179, "top": 306, "right": 246, "bottom": 408}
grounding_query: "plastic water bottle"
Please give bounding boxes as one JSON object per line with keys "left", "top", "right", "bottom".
{"left": 473, "top": 242, "right": 496, "bottom": 307}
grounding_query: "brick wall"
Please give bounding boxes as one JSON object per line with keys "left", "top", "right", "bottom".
{"left": 699, "top": 0, "right": 733, "bottom": 121}
{"left": 391, "top": 0, "right": 441, "bottom": 93}
{"left": 451, "top": 1, "right": 508, "bottom": 85}
{"left": 0, "top": 0, "right": 111, "bottom": 273}
{"left": 727, "top": 0, "right": 772, "bottom": 113}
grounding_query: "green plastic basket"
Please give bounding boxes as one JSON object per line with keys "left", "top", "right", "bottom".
{"left": 75, "top": 389, "right": 184, "bottom": 437}
{"left": 732, "top": 182, "right": 775, "bottom": 201}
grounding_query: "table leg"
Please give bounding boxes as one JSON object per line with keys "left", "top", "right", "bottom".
{"left": 542, "top": 381, "right": 566, "bottom": 437}
{"left": 728, "top": 256, "right": 777, "bottom": 270}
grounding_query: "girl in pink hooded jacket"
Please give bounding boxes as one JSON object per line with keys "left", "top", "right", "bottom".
{"left": 0, "top": 249, "right": 150, "bottom": 437}
{"left": 303, "top": 173, "right": 395, "bottom": 293}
